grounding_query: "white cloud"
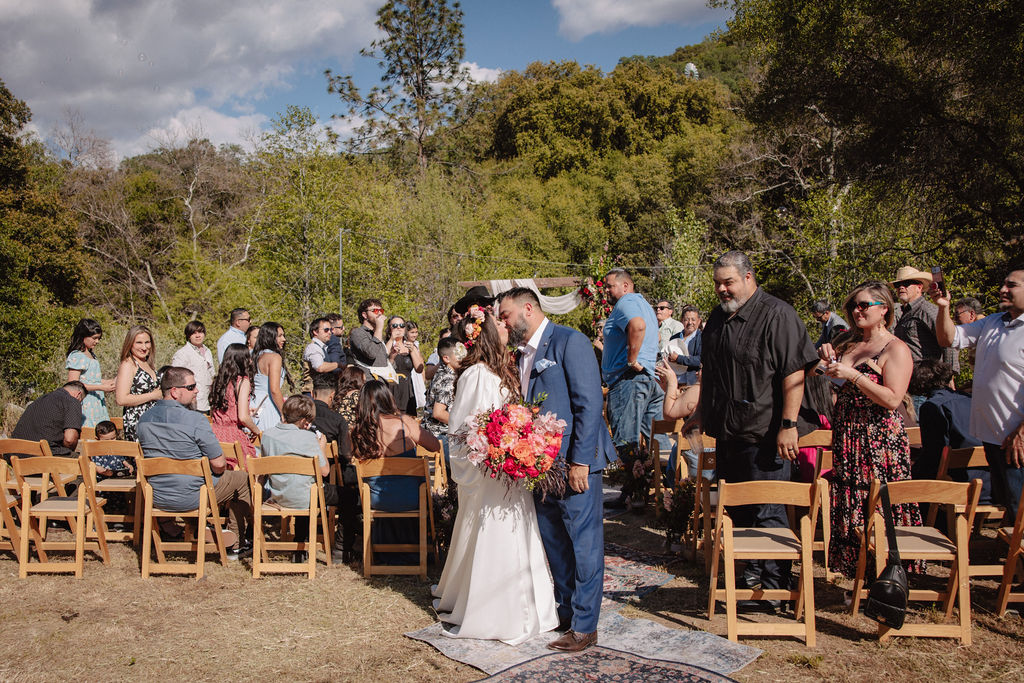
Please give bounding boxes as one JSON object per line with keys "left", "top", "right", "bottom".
{"left": 552, "top": 0, "right": 729, "bottom": 41}
{"left": 462, "top": 61, "right": 502, "bottom": 84}
{"left": 118, "top": 106, "right": 269, "bottom": 158}
{"left": 0, "top": 0, "right": 381, "bottom": 158}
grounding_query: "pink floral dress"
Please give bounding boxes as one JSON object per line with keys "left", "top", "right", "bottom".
{"left": 829, "top": 356, "right": 923, "bottom": 578}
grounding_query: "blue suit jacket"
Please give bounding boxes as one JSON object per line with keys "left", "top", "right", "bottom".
{"left": 526, "top": 322, "right": 617, "bottom": 471}
{"left": 669, "top": 328, "right": 702, "bottom": 385}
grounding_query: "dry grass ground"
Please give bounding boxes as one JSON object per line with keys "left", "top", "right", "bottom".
{"left": 0, "top": 510, "right": 1021, "bottom": 682}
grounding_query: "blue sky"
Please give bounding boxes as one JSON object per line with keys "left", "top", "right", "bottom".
{"left": 0, "top": 0, "right": 730, "bottom": 158}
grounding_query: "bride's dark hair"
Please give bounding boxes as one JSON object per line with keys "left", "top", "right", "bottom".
{"left": 455, "top": 312, "right": 521, "bottom": 401}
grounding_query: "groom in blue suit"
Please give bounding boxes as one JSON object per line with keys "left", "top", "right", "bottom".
{"left": 497, "top": 288, "right": 617, "bottom": 653}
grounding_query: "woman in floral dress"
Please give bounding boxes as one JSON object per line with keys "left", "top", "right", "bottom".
{"left": 115, "top": 325, "right": 162, "bottom": 441}
{"left": 818, "top": 280, "right": 922, "bottom": 579}
{"left": 65, "top": 318, "right": 116, "bottom": 427}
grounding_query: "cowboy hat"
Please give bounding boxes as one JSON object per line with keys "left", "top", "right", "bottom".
{"left": 891, "top": 266, "right": 933, "bottom": 286}
{"left": 453, "top": 285, "right": 495, "bottom": 315}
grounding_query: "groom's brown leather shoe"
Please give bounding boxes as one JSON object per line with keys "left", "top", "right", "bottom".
{"left": 547, "top": 629, "right": 597, "bottom": 652}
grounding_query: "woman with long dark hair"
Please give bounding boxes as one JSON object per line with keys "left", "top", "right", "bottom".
{"left": 114, "top": 325, "right": 162, "bottom": 441}
{"left": 430, "top": 309, "right": 558, "bottom": 644}
{"left": 332, "top": 365, "right": 366, "bottom": 424}
{"left": 352, "top": 379, "right": 440, "bottom": 564}
{"left": 209, "top": 343, "right": 260, "bottom": 465}
{"left": 817, "top": 280, "right": 922, "bottom": 584}
{"left": 65, "top": 318, "right": 115, "bottom": 427}
{"left": 252, "top": 322, "right": 292, "bottom": 432}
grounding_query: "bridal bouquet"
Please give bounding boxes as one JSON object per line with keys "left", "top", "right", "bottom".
{"left": 454, "top": 400, "right": 567, "bottom": 497}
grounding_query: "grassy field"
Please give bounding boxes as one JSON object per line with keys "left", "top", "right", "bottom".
{"left": 0, "top": 509, "right": 1021, "bottom": 682}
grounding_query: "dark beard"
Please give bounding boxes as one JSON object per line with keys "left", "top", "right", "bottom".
{"left": 507, "top": 319, "right": 528, "bottom": 347}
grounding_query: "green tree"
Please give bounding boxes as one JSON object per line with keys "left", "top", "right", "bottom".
{"left": 325, "top": 0, "right": 467, "bottom": 170}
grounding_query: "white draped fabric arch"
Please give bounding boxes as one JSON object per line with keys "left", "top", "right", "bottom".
{"left": 487, "top": 279, "right": 581, "bottom": 315}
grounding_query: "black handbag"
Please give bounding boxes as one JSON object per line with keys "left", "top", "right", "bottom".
{"left": 864, "top": 482, "right": 909, "bottom": 628}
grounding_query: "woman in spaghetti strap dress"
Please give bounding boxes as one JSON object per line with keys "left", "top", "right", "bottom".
{"left": 818, "top": 280, "right": 923, "bottom": 580}
{"left": 65, "top": 318, "right": 116, "bottom": 427}
{"left": 251, "top": 322, "right": 292, "bottom": 432}
{"left": 114, "top": 325, "right": 162, "bottom": 441}
{"left": 351, "top": 380, "right": 441, "bottom": 565}
{"left": 209, "top": 344, "right": 260, "bottom": 465}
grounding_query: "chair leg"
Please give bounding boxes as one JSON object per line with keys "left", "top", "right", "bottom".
{"left": 418, "top": 487, "right": 428, "bottom": 580}
{"left": 319, "top": 488, "right": 332, "bottom": 568}
{"left": 723, "top": 526, "right": 738, "bottom": 642}
{"left": 141, "top": 495, "right": 153, "bottom": 579}
{"left": 74, "top": 495, "right": 86, "bottom": 578}
{"left": 308, "top": 493, "right": 318, "bottom": 579}
{"left": 851, "top": 538, "right": 868, "bottom": 614}
{"left": 820, "top": 481, "right": 833, "bottom": 579}
{"left": 196, "top": 499, "right": 207, "bottom": 580}
{"left": 955, "top": 517, "right": 972, "bottom": 645}
{"left": 996, "top": 547, "right": 1021, "bottom": 617}
{"left": 707, "top": 527, "right": 721, "bottom": 618}
{"left": 252, "top": 498, "right": 263, "bottom": 579}
{"left": 18, "top": 497, "right": 31, "bottom": 579}
{"left": 801, "top": 518, "right": 816, "bottom": 647}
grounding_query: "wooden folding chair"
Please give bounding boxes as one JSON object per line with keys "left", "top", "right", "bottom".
{"left": 691, "top": 436, "right": 718, "bottom": 571}
{"left": 355, "top": 456, "right": 433, "bottom": 579}
{"left": 219, "top": 441, "right": 249, "bottom": 472}
{"left": 905, "top": 426, "right": 922, "bottom": 449}
{"left": 79, "top": 440, "right": 143, "bottom": 546}
{"left": 80, "top": 426, "right": 97, "bottom": 442}
{"left": 137, "top": 457, "right": 231, "bottom": 579}
{"left": 649, "top": 419, "right": 685, "bottom": 505}
{"left": 0, "top": 461, "right": 29, "bottom": 563}
{"left": 707, "top": 479, "right": 819, "bottom": 645}
{"left": 110, "top": 416, "right": 124, "bottom": 433}
{"left": 247, "top": 455, "right": 332, "bottom": 579}
{"left": 798, "top": 429, "right": 835, "bottom": 580}
{"left": 419, "top": 443, "right": 448, "bottom": 494}
{"left": 995, "top": 487, "right": 1024, "bottom": 617}
{"left": 850, "top": 478, "right": 981, "bottom": 644}
{"left": 11, "top": 455, "right": 110, "bottom": 578}
{"left": 0, "top": 438, "right": 80, "bottom": 536}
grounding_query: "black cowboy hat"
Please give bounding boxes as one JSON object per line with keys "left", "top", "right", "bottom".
{"left": 453, "top": 285, "right": 495, "bottom": 315}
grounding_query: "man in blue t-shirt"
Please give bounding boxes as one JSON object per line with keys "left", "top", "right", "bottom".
{"left": 601, "top": 268, "right": 664, "bottom": 507}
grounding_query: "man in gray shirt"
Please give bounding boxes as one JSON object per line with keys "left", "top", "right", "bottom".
{"left": 349, "top": 298, "right": 389, "bottom": 374}
{"left": 138, "top": 366, "right": 252, "bottom": 557}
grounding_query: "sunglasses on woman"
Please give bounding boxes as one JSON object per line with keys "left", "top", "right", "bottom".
{"left": 852, "top": 301, "right": 884, "bottom": 311}
{"left": 390, "top": 322, "right": 406, "bottom": 329}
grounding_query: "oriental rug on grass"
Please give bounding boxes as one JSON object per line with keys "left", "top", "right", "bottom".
{"left": 479, "top": 645, "right": 737, "bottom": 682}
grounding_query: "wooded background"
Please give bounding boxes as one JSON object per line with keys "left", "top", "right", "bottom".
{"left": 2, "top": 0, "right": 1019, "bottom": 399}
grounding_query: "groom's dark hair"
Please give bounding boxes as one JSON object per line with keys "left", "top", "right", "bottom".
{"left": 496, "top": 287, "right": 540, "bottom": 307}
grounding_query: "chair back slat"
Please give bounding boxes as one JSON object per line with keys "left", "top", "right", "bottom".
{"left": 80, "top": 440, "right": 143, "bottom": 459}
{"left": 0, "top": 439, "right": 51, "bottom": 458}
{"left": 355, "top": 457, "right": 427, "bottom": 479}
{"left": 884, "top": 479, "right": 974, "bottom": 507}
{"left": 905, "top": 426, "right": 922, "bottom": 448}
{"left": 718, "top": 479, "right": 816, "bottom": 508}
{"left": 415, "top": 444, "right": 440, "bottom": 458}
{"left": 80, "top": 427, "right": 96, "bottom": 442}
{"left": 652, "top": 419, "right": 685, "bottom": 434}
{"left": 11, "top": 454, "right": 82, "bottom": 478}
{"left": 938, "top": 446, "right": 989, "bottom": 477}
{"left": 798, "top": 429, "right": 832, "bottom": 448}
{"left": 246, "top": 455, "right": 318, "bottom": 477}
{"left": 138, "top": 456, "right": 206, "bottom": 478}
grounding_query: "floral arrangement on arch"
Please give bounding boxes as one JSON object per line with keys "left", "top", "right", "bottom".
{"left": 462, "top": 304, "right": 486, "bottom": 347}
{"left": 577, "top": 244, "right": 617, "bottom": 332}
{"left": 452, "top": 396, "right": 567, "bottom": 498}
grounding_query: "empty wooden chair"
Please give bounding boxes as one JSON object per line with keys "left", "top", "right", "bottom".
{"left": 995, "top": 488, "right": 1024, "bottom": 617}
{"left": 137, "top": 456, "right": 231, "bottom": 579}
{"left": 247, "top": 455, "right": 332, "bottom": 579}
{"left": 79, "top": 439, "right": 143, "bottom": 545}
{"left": 0, "top": 461, "right": 30, "bottom": 563}
{"left": 355, "top": 456, "right": 433, "bottom": 579}
{"left": 707, "top": 479, "right": 819, "bottom": 646}
{"left": 11, "top": 455, "right": 110, "bottom": 578}
{"left": 798, "top": 429, "right": 834, "bottom": 580}
{"left": 0, "top": 438, "right": 80, "bottom": 535}
{"left": 691, "top": 438, "right": 718, "bottom": 571}
{"left": 850, "top": 478, "right": 981, "bottom": 644}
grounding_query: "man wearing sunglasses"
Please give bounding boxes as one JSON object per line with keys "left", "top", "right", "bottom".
{"left": 654, "top": 300, "right": 684, "bottom": 349}
{"left": 324, "top": 313, "right": 348, "bottom": 369}
{"left": 301, "top": 317, "right": 340, "bottom": 396}
{"left": 349, "top": 298, "right": 389, "bottom": 377}
{"left": 137, "top": 366, "right": 253, "bottom": 558}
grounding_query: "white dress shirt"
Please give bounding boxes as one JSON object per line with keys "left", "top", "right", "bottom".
{"left": 518, "top": 317, "right": 550, "bottom": 396}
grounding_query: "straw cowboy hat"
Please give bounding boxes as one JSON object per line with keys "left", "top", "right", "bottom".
{"left": 891, "top": 266, "right": 933, "bottom": 286}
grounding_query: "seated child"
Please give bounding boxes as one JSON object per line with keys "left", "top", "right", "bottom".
{"left": 260, "top": 395, "right": 346, "bottom": 562}
{"left": 91, "top": 420, "right": 134, "bottom": 477}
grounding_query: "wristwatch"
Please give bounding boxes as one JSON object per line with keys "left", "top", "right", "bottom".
{"left": 781, "top": 418, "right": 798, "bottom": 429}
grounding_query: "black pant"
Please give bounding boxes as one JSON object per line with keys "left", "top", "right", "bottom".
{"left": 717, "top": 440, "right": 792, "bottom": 590}
{"left": 294, "top": 483, "right": 357, "bottom": 547}
{"left": 985, "top": 442, "right": 1024, "bottom": 523}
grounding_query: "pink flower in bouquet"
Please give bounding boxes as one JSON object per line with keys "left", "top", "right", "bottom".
{"left": 466, "top": 430, "right": 489, "bottom": 456}
{"left": 632, "top": 459, "right": 646, "bottom": 479}
{"left": 526, "top": 466, "right": 540, "bottom": 477}
{"left": 488, "top": 445, "right": 505, "bottom": 462}
{"left": 486, "top": 420, "right": 506, "bottom": 446}
{"left": 663, "top": 489, "right": 673, "bottom": 512}
{"left": 506, "top": 404, "right": 532, "bottom": 429}
{"left": 502, "top": 457, "right": 519, "bottom": 476}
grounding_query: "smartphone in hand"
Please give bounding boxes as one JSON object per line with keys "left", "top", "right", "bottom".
{"left": 931, "top": 266, "right": 947, "bottom": 297}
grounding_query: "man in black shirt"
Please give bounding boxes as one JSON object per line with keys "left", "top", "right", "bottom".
{"left": 692, "top": 251, "right": 818, "bottom": 604}
{"left": 311, "top": 373, "right": 357, "bottom": 562}
{"left": 11, "top": 381, "right": 86, "bottom": 457}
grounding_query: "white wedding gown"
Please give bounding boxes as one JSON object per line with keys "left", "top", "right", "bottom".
{"left": 431, "top": 363, "right": 559, "bottom": 645}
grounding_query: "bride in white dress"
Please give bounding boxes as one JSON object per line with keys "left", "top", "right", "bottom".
{"left": 431, "top": 311, "right": 559, "bottom": 645}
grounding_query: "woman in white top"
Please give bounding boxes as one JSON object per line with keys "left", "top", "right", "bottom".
{"left": 170, "top": 320, "right": 216, "bottom": 412}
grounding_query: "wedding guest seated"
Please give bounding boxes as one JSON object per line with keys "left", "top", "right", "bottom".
{"left": 910, "top": 359, "right": 991, "bottom": 502}
{"left": 332, "top": 366, "right": 366, "bottom": 425}
{"left": 311, "top": 374, "right": 358, "bottom": 562}
{"left": 655, "top": 363, "right": 700, "bottom": 480}
{"left": 352, "top": 380, "right": 440, "bottom": 564}
{"left": 11, "top": 381, "right": 86, "bottom": 457}
{"left": 208, "top": 344, "right": 259, "bottom": 467}
{"left": 138, "top": 366, "right": 252, "bottom": 557}
{"left": 90, "top": 420, "right": 134, "bottom": 477}
{"left": 260, "top": 395, "right": 347, "bottom": 563}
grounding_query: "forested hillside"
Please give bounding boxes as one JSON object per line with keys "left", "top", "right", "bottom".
{"left": 1, "top": 0, "right": 1019, "bottom": 399}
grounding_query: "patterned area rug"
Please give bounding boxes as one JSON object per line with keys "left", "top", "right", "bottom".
{"left": 406, "top": 610, "right": 761, "bottom": 677}
{"left": 602, "top": 542, "right": 676, "bottom": 611}
{"left": 480, "top": 645, "right": 736, "bottom": 682}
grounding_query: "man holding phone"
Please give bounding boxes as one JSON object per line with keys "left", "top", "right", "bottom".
{"left": 601, "top": 269, "right": 663, "bottom": 508}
